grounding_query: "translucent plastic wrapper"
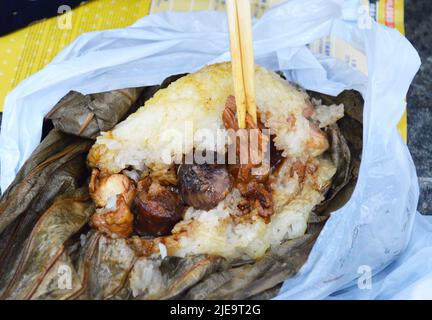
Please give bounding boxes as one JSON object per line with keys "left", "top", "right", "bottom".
{"left": 0, "top": 0, "right": 426, "bottom": 299}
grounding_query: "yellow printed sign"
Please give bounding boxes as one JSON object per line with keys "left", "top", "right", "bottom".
{"left": 374, "top": 0, "right": 407, "bottom": 140}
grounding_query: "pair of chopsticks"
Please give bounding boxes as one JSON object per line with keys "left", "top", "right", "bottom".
{"left": 226, "top": 0, "right": 257, "bottom": 129}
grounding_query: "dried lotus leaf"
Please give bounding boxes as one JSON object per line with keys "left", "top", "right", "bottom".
{"left": 335, "top": 90, "right": 364, "bottom": 124}
{"left": 0, "top": 130, "right": 93, "bottom": 235}
{"left": 307, "top": 212, "right": 329, "bottom": 224}
{"left": 70, "top": 231, "right": 138, "bottom": 300}
{"left": 0, "top": 155, "right": 88, "bottom": 294}
{"left": 46, "top": 88, "right": 145, "bottom": 139}
{"left": 0, "top": 218, "right": 23, "bottom": 296}
{"left": 0, "top": 130, "right": 91, "bottom": 295}
{"left": 316, "top": 123, "right": 352, "bottom": 214}
{"left": 66, "top": 231, "right": 101, "bottom": 300}
{"left": 338, "top": 116, "right": 363, "bottom": 162}
{"left": 86, "top": 235, "right": 137, "bottom": 300}
{"left": 30, "top": 251, "right": 83, "bottom": 300}
{"left": 0, "top": 188, "right": 94, "bottom": 299}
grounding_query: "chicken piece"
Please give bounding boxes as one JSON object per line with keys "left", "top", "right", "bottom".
{"left": 177, "top": 163, "right": 232, "bottom": 210}
{"left": 89, "top": 169, "right": 136, "bottom": 208}
{"left": 223, "top": 95, "right": 269, "bottom": 182}
{"left": 237, "top": 181, "right": 273, "bottom": 218}
{"left": 91, "top": 196, "right": 134, "bottom": 238}
{"left": 133, "top": 181, "right": 185, "bottom": 237}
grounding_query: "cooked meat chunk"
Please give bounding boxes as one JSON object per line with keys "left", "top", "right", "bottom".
{"left": 223, "top": 95, "right": 269, "bottom": 182}
{"left": 89, "top": 170, "right": 136, "bottom": 238}
{"left": 237, "top": 180, "right": 273, "bottom": 218}
{"left": 269, "top": 135, "right": 284, "bottom": 173}
{"left": 133, "top": 181, "right": 185, "bottom": 237}
{"left": 91, "top": 196, "right": 134, "bottom": 238}
{"left": 177, "top": 163, "right": 232, "bottom": 210}
{"left": 89, "top": 169, "right": 136, "bottom": 208}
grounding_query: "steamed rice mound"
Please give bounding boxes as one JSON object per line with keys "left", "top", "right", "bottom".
{"left": 87, "top": 62, "right": 343, "bottom": 260}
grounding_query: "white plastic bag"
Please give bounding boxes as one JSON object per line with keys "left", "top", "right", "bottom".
{"left": 0, "top": 0, "right": 425, "bottom": 299}
{"left": 323, "top": 213, "right": 432, "bottom": 299}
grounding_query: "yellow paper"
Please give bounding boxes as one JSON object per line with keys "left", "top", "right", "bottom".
{"left": 0, "top": 0, "right": 151, "bottom": 112}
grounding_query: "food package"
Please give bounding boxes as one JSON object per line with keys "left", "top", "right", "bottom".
{"left": 0, "top": 0, "right": 425, "bottom": 299}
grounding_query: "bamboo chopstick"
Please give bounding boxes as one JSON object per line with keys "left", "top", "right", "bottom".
{"left": 226, "top": 0, "right": 247, "bottom": 129}
{"left": 236, "top": 0, "right": 257, "bottom": 125}
{"left": 226, "top": 0, "right": 257, "bottom": 129}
